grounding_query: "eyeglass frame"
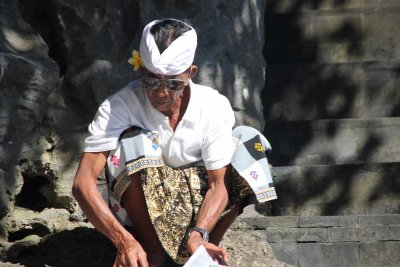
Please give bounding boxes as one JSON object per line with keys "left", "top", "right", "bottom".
{"left": 140, "top": 68, "right": 193, "bottom": 92}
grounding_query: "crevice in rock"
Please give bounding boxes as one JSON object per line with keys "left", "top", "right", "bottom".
{"left": 8, "top": 223, "right": 50, "bottom": 242}
{"left": 15, "top": 175, "right": 53, "bottom": 212}
{"left": 16, "top": 0, "right": 68, "bottom": 76}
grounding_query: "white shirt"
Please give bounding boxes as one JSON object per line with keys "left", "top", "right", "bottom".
{"left": 84, "top": 81, "right": 235, "bottom": 170}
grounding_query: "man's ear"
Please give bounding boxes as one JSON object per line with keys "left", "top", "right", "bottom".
{"left": 139, "top": 66, "right": 148, "bottom": 76}
{"left": 190, "top": 65, "right": 198, "bottom": 78}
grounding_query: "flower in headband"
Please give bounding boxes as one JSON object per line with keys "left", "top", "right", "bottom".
{"left": 128, "top": 50, "right": 142, "bottom": 71}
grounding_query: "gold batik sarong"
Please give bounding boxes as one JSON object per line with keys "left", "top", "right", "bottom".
{"left": 138, "top": 166, "right": 250, "bottom": 264}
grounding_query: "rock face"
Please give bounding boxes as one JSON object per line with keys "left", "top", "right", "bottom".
{"left": 0, "top": 0, "right": 60, "bottom": 224}
{"left": 0, "top": 0, "right": 270, "bottom": 265}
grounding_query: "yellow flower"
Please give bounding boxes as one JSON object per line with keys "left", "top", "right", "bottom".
{"left": 254, "top": 142, "right": 264, "bottom": 152}
{"left": 128, "top": 50, "right": 142, "bottom": 71}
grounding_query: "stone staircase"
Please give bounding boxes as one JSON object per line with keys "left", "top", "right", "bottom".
{"left": 257, "top": 1, "right": 400, "bottom": 266}
{"left": 235, "top": 213, "right": 400, "bottom": 267}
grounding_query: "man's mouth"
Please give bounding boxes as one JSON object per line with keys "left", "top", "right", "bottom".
{"left": 153, "top": 99, "right": 169, "bottom": 105}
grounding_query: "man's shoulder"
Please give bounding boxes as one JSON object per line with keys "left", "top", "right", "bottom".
{"left": 191, "top": 82, "right": 227, "bottom": 101}
{"left": 115, "top": 80, "right": 142, "bottom": 95}
{"left": 191, "top": 82, "right": 233, "bottom": 117}
{"left": 108, "top": 80, "right": 144, "bottom": 102}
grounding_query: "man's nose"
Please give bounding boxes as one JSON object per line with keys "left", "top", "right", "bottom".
{"left": 153, "top": 81, "right": 169, "bottom": 95}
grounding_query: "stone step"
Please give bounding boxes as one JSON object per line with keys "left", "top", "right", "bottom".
{"left": 263, "top": 117, "right": 400, "bottom": 166}
{"left": 233, "top": 214, "right": 400, "bottom": 267}
{"left": 265, "top": 5, "right": 400, "bottom": 64}
{"left": 261, "top": 163, "right": 400, "bottom": 216}
{"left": 266, "top": 0, "right": 400, "bottom": 14}
{"left": 263, "top": 61, "right": 400, "bottom": 120}
{"left": 266, "top": 38, "right": 400, "bottom": 64}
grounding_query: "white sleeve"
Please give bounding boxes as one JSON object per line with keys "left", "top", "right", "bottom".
{"left": 201, "top": 94, "right": 235, "bottom": 170}
{"left": 84, "top": 90, "right": 135, "bottom": 152}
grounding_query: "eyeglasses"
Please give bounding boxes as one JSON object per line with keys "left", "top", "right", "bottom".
{"left": 140, "top": 77, "right": 186, "bottom": 91}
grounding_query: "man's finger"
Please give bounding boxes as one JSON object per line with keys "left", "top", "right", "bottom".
{"left": 221, "top": 247, "right": 228, "bottom": 264}
{"left": 138, "top": 254, "right": 149, "bottom": 267}
{"left": 220, "top": 246, "right": 229, "bottom": 265}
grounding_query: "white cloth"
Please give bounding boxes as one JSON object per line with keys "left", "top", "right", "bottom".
{"left": 231, "top": 126, "right": 277, "bottom": 202}
{"left": 84, "top": 81, "right": 235, "bottom": 170}
{"left": 184, "top": 245, "right": 227, "bottom": 267}
{"left": 139, "top": 19, "right": 197, "bottom": 75}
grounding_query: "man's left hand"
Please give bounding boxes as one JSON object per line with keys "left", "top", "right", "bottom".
{"left": 187, "top": 234, "right": 229, "bottom": 266}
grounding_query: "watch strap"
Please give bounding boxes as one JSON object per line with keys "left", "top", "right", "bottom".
{"left": 189, "top": 226, "right": 209, "bottom": 242}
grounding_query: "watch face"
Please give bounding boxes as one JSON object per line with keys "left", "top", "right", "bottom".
{"left": 203, "top": 231, "right": 209, "bottom": 242}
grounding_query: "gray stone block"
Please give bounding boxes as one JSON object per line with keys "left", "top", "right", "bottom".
{"left": 365, "top": 204, "right": 400, "bottom": 215}
{"left": 270, "top": 243, "right": 298, "bottom": 267}
{"left": 267, "top": 228, "right": 328, "bottom": 243}
{"left": 363, "top": 11, "right": 400, "bottom": 40}
{"left": 299, "top": 243, "right": 359, "bottom": 267}
{"left": 270, "top": 163, "right": 400, "bottom": 216}
{"left": 360, "top": 241, "right": 400, "bottom": 267}
{"left": 264, "top": 216, "right": 300, "bottom": 228}
{"left": 267, "top": 0, "right": 400, "bottom": 14}
{"left": 298, "top": 228, "right": 329, "bottom": 243}
{"left": 358, "top": 226, "right": 391, "bottom": 241}
{"left": 390, "top": 226, "right": 400, "bottom": 240}
{"left": 230, "top": 220, "right": 255, "bottom": 231}
{"left": 328, "top": 227, "right": 359, "bottom": 242}
{"left": 358, "top": 214, "right": 400, "bottom": 225}
{"left": 241, "top": 216, "right": 299, "bottom": 229}
{"left": 266, "top": 228, "right": 300, "bottom": 243}
{"left": 267, "top": 119, "right": 400, "bottom": 165}
{"left": 299, "top": 215, "right": 358, "bottom": 227}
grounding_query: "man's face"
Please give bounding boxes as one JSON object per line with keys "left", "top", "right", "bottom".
{"left": 141, "top": 68, "right": 192, "bottom": 112}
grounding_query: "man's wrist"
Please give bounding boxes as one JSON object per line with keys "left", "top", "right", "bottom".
{"left": 189, "top": 226, "right": 209, "bottom": 242}
{"left": 187, "top": 229, "right": 205, "bottom": 255}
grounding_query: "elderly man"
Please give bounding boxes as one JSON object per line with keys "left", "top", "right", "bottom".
{"left": 72, "top": 18, "right": 276, "bottom": 267}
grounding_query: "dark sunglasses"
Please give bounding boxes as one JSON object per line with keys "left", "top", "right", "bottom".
{"left": 140, "top": 77, "right": 186, "bottom": 91}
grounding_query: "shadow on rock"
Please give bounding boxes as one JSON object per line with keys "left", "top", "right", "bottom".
{"left": 7, "top": 227, "right": 116, "bottom": 267}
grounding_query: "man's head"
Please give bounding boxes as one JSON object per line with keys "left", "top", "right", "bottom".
{"left": 138, "top": 18, "right": 198, "bottom": 113}
{"left": 139, "top": 18, "right": 197, "bottom": 75}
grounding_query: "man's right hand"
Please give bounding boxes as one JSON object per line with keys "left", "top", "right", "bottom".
{"left": 73, "top": 152, "right": 149, "bottom": 267}
{"left": 113, "top": 237, "right": 149, "bottom": 267}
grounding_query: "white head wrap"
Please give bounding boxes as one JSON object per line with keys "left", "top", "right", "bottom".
{"left": 139, "top": 19, "right": 197, "bottom": 75}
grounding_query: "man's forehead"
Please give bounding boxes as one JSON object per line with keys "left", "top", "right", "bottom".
{"left": 142, "top": 68, "right": 187, "bottom": 79}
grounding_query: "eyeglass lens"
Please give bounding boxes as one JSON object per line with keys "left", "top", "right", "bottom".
{"left": 141, "top": 77, "right": 185, "bottom": 91}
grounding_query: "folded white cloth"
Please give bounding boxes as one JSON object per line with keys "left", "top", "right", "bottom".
{"left": 231, "top": 126, "right": 277, "bottom": 202}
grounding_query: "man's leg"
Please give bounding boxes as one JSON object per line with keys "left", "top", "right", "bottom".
{"left": 209, "top": 165, "right": 252, "bottom": 245}
{"left": 121, "top": 173, "right": 166, "bottom": 267}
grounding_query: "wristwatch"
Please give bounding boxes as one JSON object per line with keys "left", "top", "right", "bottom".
{"left": 189, "top": 226, "right": 209, "bottom": 242}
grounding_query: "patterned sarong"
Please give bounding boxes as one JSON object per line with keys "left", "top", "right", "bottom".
{"left": 105, "top": 126, "right": 277, "bottom": 264}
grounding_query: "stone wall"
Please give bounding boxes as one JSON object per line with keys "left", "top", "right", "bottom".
{"left": 259, "top": 0, "right": 400, "bottom": 215}
{"left": 257, "top": 1, "right": 400, "bottom": 266}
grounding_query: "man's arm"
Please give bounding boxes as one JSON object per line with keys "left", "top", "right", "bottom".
{"left": 186, "top": 166, "right": 229, "bottom": 263}
{"left": 72, "top": 152, "right": 148, "bottom": 266}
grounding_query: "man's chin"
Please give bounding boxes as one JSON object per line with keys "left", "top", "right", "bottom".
{"left": 151, "top": 102, "right": 171, "bottom": 112}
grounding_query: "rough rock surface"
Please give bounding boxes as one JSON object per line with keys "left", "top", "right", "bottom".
{"left": 0, "top": 223, "right": 292, "bottom": 267}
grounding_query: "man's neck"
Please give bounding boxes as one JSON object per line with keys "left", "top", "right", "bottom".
{"left": 163, "top": 86, "right": 190, "bottom": 130}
